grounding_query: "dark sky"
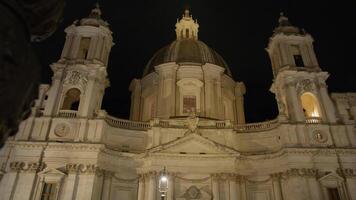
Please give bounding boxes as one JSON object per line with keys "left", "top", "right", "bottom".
{"left": 34, "top": 0, "right": 356, "bottom": 123}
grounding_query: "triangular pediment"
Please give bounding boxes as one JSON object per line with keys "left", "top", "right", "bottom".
{"left": 148, "top": 133, "right": 239, "bottom": 155}
{"left": 38, "top": 168, "right": 66, "bottom": 177}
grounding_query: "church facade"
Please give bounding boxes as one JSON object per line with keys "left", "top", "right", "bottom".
{"left": 0, "top": 6, "right": 356, "bottom": 200}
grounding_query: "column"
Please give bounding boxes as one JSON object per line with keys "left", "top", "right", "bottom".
{"left": 61, "top": 172, "right": 79, "bottom": 200}
{"left": 137, "top": 174, "right": 145, "bottom": 200}
{"left": 229, "top": 175, "right": 238, "bottom": 200}
{"left": 235, "top": 82, "right": 246, "bottom": 124}
{"left": 0, "top": 171, "right": 19, "bottom": 200}
{"left": 101, "top": 172, "right": 113, "bottom": 200}
{"left": 240, "top": 176, "right": 247, "bottom": 200}
{"left": 318, "top": 82, "right": 337, "bottom": 123}
{"left": 271, "top": 174, "right": 282, "bottom": 200}
{"left": 167, "top": 173, "right": 174, "bottom": 200}
{"left": 80, "top": 76, "right": 96, "bottom": 117}
{"left": 147, "top": 172, "right": 157, "bottom": 200}
{"left": 44, "top": 71, "right": 62, "bottom": 116}
{"left": 285, "top": 78, "right": 304, "bottom": 122}
{"left": 212, "top": 174, "right": 220, "bottom": 200}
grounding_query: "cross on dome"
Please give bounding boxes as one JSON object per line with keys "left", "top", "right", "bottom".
{"left": 175, "top": 9, "right": 199, "bottom": 40}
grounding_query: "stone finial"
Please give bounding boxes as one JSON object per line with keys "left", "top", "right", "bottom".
{"left": 278, "top": 12, "right": 291, "bottom": 26}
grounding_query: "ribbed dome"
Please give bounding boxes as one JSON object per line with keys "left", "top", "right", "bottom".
{"left": 143, "top": 39, "right": 232, "bottom": 76}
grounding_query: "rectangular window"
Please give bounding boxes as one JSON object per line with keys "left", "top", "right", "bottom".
{"left": 327, "top": 188, "right": 341, "bottom": 200}
{"left": 78, "top": 37, "right": 91, "bottom": 59}
{"left": 183, "top": 95, "right": 196, "bottom": 114}
{"left": 294, "top": 54, "right": 305, "bottom": 67}
{"left": 41, "top": 183, "right": 57, "bottom": 200}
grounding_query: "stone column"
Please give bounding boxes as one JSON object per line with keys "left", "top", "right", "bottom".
{"left": 0, "top": 171, "right": 19, "bottom": 200}
{"left": 61, "top": 172, "right": 79, "bottom": 200}
{"left": 240, "top": 176, "right": 247, "bottom": 200}
{"left": 101, "top": 171, "right": 113, "bottom": 200}
{"left": 44, "top": 70, "right": 62, "bottom": 116}
{"left": 285, "top": 78, "right": 304, "bottom": 122}
{"left": 167, "top": 173, "right": 175, "bottom": 200}
{"left": 129, "top": 79, "right": 141, "bottom": 121}
{"left": 211, "top": 174, "right": 220, "bottom": 200}
{"left": 147, "top": 172, "right": 157, "bottom": 200}
{"left": 271, "top": 174, "right": 283, "bottom": 200}
{"left": 318, "top": 81, "right": 337, "bottom": 123}
{"left": 229, "top": 175, "right": 238, "bottom": 200}
{"left": 235, "top": 82, "right": 246, "bottom": 124}
{"left": 137, "top": 174, "right": 145, "bottom": 200}
{"left": 80, "top": 75, "right": 96, "bottom": 117}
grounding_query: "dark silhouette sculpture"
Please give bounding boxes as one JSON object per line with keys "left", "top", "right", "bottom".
{"left": 0, "top": 0, "right": 65, "bottom": 147}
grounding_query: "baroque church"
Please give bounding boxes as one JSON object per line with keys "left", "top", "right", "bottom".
{"left": 1, "top": 5, "right": 356, "bottom": 200}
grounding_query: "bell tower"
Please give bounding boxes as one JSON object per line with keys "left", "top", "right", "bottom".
{"left": 268, "top": 13, "right": 337, "bottom": 123}
{"left": 44, "top": 4, "right": 113, "bottom": 118}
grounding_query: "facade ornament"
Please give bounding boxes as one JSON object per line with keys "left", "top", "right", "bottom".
{"left": 9, "top": 161, "right": 45, "bottom": 173}
{"left": 312, "top": 130, "right": 328, "bottom": 143}
{"left": 65, "top": 163, "right": 102, "bottom": 175}
{"left": 296, "top": 79, "right": 315, "bottom": 94}
{"left": 337, "top": 168, "right": 356, "bottom": 178}
{"left": 63, "top": 70, "right": 88, "bottom": 90}
{"left": 54, "top": 123, "right": 70, "bottom": 137}
{"left": 284, "top": 168, "right": 318, "bottom": 178}
{"left": 182, "top": 185, "right": 202, "bottom": 199}
{"left": 185, "top": 111, "right": 199, "bottom": 134}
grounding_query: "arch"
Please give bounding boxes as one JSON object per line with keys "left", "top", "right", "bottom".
{"left": 61, "top": 88, "right": 81, "bottom": 110}
{"left": 186, "top": 29, "right": 189, "bottom": 38}
{"left": 300, "top": 92, "right": 321, "bottom": 118}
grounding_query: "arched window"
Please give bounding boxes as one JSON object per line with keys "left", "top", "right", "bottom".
{"left": 61, "top": 88, "right": 81, "bottom": 110}
{"left": 186, "top": 29, "right": 189, "bottom": 38}
{"left": 300, "top": 92, "right": 321, "bottom": 118}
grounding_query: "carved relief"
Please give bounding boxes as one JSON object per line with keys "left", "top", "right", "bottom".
{"left": 63, "top": 70, "right": 88, "bottom": 90}
{"left": 65, "top": 163, "right": 103, "bottom": 175}
{"left": 296, "top": 79, "right": 316, "bottom": 94}
{"left": 313, "top": 130, "right": 328, "bottom": 143}
{"left": 183, "top": 186, "right": 201, "bottom": 199}
{"left": 9, "top": 161, "right": 45, "bottom": 172}
{"left": 54, "top": 123, "right": 70, "bottom": 137}
{"left": 283, "top": 168, "right": 318, "bottom": 178}
{"left": 337, "top": 168, "right": 356, "bottom": 177}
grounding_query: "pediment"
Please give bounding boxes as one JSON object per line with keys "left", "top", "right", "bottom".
{"left": 148, "top": 133, "right": 239, "bottom": 155}
{"left": 318, "top": 172, "right": 344, "bottom": 188}
{"left": 38, "top": 168, "right": 66, "bottom": 177}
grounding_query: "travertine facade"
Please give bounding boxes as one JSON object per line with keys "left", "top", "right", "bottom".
{"left": 0, "top": 7, "right": 355, "bottom": 200}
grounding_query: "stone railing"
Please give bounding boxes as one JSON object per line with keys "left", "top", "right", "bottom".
{"left": 305, "top": 117, "right": 322, "bottom": 124}
{"left": 105, "top": 116, "right": 150, "bottom": 130}
{"left": 57, "top": 110, "right": 78, "bottom": 118}
{"left": 234, "top": 119, "right": 279, "bottom": 132}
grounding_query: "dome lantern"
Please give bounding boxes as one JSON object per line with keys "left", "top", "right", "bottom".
{"left": 175, "top": 9, "right": 199, "bottom": 40}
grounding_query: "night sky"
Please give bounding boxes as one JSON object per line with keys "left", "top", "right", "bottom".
{"left": 34, "top": 0, "right": 356, "bottom": 123}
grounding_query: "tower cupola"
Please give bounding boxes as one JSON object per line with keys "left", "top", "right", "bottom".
{"left": 175, "top": 9, "right": 199, "bottom": 40}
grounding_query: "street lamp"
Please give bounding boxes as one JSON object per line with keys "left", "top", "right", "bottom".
{"left": 158, "top": 167, "right": 168, "bottom": 199}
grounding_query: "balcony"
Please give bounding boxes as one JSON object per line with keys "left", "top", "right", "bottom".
{"left": 305, "top": 117, "right": 322, "bottom": 124}
{"left": 57, "top": 110, "right": 78, "bottom": 118}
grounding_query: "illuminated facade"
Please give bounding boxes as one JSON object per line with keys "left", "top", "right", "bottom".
{"left": 0, "top": 7, "right": 356, "bottom": 200}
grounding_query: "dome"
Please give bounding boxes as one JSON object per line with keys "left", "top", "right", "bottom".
{"left": 143, "top": 39, "right": 232, "bottom": 76}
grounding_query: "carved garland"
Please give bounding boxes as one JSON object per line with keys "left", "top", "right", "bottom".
{"left": 296, "top": 79, "right": 316, "bottom": 95}
{"left": 63, "top": 70, "right": 88, "bottom": 92}
{"left": 65, "top": 163, "right": 103, "bottom": 175}
{"left": 9, "top": 161, "right": 45, "bottom": 173}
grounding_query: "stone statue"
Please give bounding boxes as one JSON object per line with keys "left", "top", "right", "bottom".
{"left": 186, "top": 110, "right": 199, "bottom": 134}
{"left": 0, "top": 0, "right": 65, "bottom": 147}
